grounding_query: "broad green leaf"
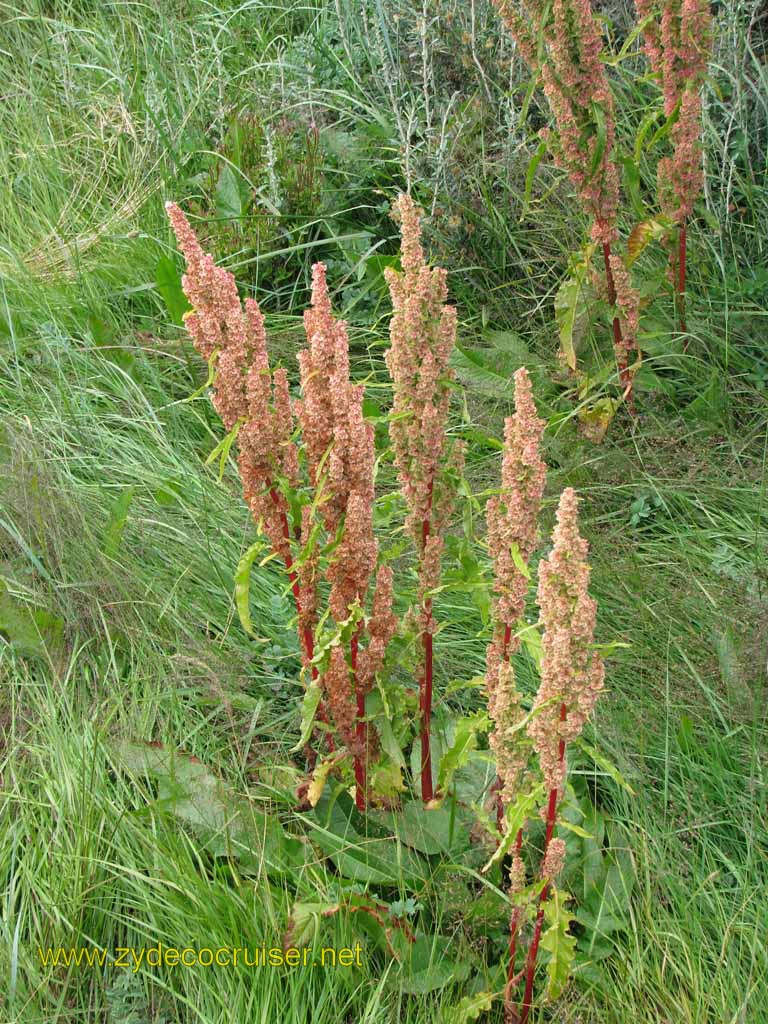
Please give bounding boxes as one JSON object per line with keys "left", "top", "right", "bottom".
{"left": 234, "top": 540, "right": 269, "bottom": 639}
{"left": 0, "top": 582, "right": 63, "bottom": 659}
{"left": 291, "top": 678, "right": 323, "bottom": 753}
{"left": 284, "top": 901, "right": 339, "bottom": 948}
{"left": 554, "top": 256, "right": 593, "bottom": 372}
{"left": 437, "top": 712, "right": 489, "bottom": 797}
{"left": 519, "top": 622, "right": 543, "bottom": 669}
{"left": 110, "top": 740, "right": 303, "bottom": 872}
{"left": 447, "top": 990, "right": 497, "bottom": 1023}
{"left": 215, "top": 163, "right": 245, "bottom": 222}
{"left": 309, "top": 791, "right": 428, "bottom": 884}
{"left": 374, "top": 801, "right": 471, "bottom": 856}
{"left": 155, "top": 256, "right": 190, "bottom": 325}
{"left": 540, "top": 888, "right": 576, "bottom": 1001}
{"left": 509, "top": 542, "right": 531, "bottom": 580}
{"left": 103, "top": 486, "right": 134, "bottom": 559}
{"left": 451, "top": 346, "right": 511, "bottom": 398}
{"left": 392, "top": 932, "right": 472, "bottom": 994}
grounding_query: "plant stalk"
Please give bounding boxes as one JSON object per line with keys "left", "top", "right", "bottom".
{"left": 419, "top": 482, "right": 436, "bottom": 803}
{"left": 269, "top": 489, "right": 332, "bottom": 767}
{"left": 602, "top": 242, "right": 634, "bottom": 410}
{"left": 518, "top": 701, "right": 567, "bottom": 1024}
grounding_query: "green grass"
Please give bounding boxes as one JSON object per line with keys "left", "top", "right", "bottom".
{"left": 1, "top": 1, "right": 767, "bottom": 1022}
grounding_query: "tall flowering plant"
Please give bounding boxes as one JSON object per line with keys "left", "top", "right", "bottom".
{"left": 384, "top": 194, "right": 464, "bottom": 802}
{"left": 635, "top": 0, "right": 713, "bottom": 333}
{"left": 486, "top": 453, "right": 604, "bottom": 1023}
{"left": 492, "top": 0, "right": 640, "bottom": 404}
{"left": 162, "top": 195, "right": 616, "bottom": 1016}
{"left": 166, "top": 204, "right": 397, "bottom": 808}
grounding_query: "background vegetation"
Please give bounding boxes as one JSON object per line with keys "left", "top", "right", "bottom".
{"left": 1, "top": 0, "right": 766, "bottom": 1021}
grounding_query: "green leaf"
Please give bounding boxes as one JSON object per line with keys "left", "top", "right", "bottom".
{"left": 0, "top": 582, "right": 64, "bottom": 659}
{"left": 437, "top": 712, "right": 489, "bottom": 797}
{"left": 205, "top": 420, "right": 243, "bottom": 481}
{"left": 589, "top": 103, "right": 607, "bottom": 180}
{"left": 540, "top": 888, "right": 577, "bottom": 1001}
{"left": 447, "top": 990, "right": 497, "bottom": 1023}
{"left": 103, "top": 486, "right": 134, "bottom": 559}
{"left": 482, "top": 786, "right": 543, "bottom": 873}
{"left": 522, "top": 139, "right": 547, "bottom": 218}
{"left": 509, "top": 542, "right": 531, "bottom": 580}
{"left": 292, "top": 678, "right": 323, "bottom": 753}
{"left": 374, "top": 801, "right": 471, "bottom": 856}
{"left": 110, "top": 740, "right": 303, "bottom": 873}
{"left": 284, "top": 901, "right": 339, "bottom": 948}
{"left": 451, "top": 346, "right": 512, "bottom": 399}
{"left": 234, "top": 540, "right": 269, "bottom": 639}
{"left": 215, "top": 163, "right": 246, "bottom": 222}
{"left": 309, "top": 791, "right": 428, "bottom": 884}
{"left": 576, "top": 740, "right": 636, "bottom": 795}
{"left": 554, "top": 255, "right": 593, "bottom": 372}
{"left": 155, "top": 256, "right": 190, "bottom": 326}
{"left": 519, "top": 622, "right": 543, "bottom": 669}
{"left": 392, "top": 932, "right": 472, "bottom": 994}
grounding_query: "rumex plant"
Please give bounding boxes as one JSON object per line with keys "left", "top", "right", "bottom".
{"left": 492, "top": 0, "right": 641, "bottom": 408}
{"left": 166, "top": 203, "right": 398, "bottom": 809}
{"left": 635, "top": 0, "right": 713, "bottom": 333}
{"left": 384, "top": 193, "right": 464, "bottom": 803}
{"left": 485, "top": 373, "right": 604, "bottom": 1022}
{"left": 165, "top": 194, "right": 613, "bottom": 1017}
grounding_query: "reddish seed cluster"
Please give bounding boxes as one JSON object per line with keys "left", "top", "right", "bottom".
{"left": 493, "top": 0, "right": 620, "bottom": 244}
{"left": 486, "top": 368, "right": 547, "bottom": 807}
{"left": 608, "top": 254, "right": 641, "bottom": 383}
{"left": 636, "top": 0, "right": 712, "bottom": 222}
{"left": 527, "top": 488, "right": 604, "bottom": 793}
{"left": 295, "top": 265, "right": 397, "bottom": 756}
{"left": 384, "top": 194, "right": 464, "bottom": 568}
{"left": 165, "top": 202, "right": 299, "bottom": 569}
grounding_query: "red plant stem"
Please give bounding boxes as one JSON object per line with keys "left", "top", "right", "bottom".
{"left": 268, "top": 489, "right": 333, "bottom": 764}
{"left": 419, "top": 482, "right": 436, "bottom": 804}
{"left": 518, "top": 701, "right": 568, "bottom": 1024}
{"left": 351, "top": 628, "right": 366, "bottom": 812}
{"left": 602, "top": 242, "right": 634, "bottom": 410}
{"left": 678, "top": 221, "right": 688, "bottom": 340}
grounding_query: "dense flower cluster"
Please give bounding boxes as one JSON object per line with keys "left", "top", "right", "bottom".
{"left": 493, "top": 0, "right": 620, "bottom": 244}
{"left": 527, "top": 487, "right": 604, "bottom": 792}
{"left": 295, "top": 266, "right": 397, "bottom": 777}
{"left": 636, "top": 0, "right": 712, "bottom": 222}
{"left": 486, "top": 368, "right": 547, "bottom": 806}
{"left": 385, "top": 193, "right": 464, "bottom": 800}
{"left": 167, "top": 205, "right": 396, "bottom": 792}
{"left": 166, "top": 202, "right": 299, "bottom": 570}
{"left": 608, "top": 254, "right": 641, "bottom": 389}
{"left": 384, "top": 193, "right": 464, "bottom": 562}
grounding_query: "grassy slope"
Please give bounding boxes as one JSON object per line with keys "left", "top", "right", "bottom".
{"left": 1, "top": 2, "right": 766, "bottom": 1022}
